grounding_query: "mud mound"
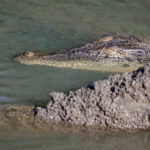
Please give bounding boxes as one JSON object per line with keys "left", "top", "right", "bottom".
{"left": 36, "top": 63, "right": 150, "bottom": 130}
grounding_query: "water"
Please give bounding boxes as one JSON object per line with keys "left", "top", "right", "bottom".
{"left": 0, "top": 0, "right": 150, "bottom": 149}
{"left": 1, "top": 130, "right": 150, "bottom": 150}
{"left": 0, "top": 0, "right": 150, "bottom": 104}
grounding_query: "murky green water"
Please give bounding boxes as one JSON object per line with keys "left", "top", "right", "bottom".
{"left": 0, "top": 0, "right": 150, "bottom": 149}
{"left": 1, "top": 130, "right": 150, "bottom": 150}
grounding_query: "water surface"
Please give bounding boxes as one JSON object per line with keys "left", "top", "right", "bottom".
{"left": 0, "top": 0, "right": 150, "bottom": 149}
{"left": 1, "top": 130, "right": 150, "bottom": 150}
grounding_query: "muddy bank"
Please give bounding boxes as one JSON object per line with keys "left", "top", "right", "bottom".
{"left": 0, "top": 105, "right": 106, "bottom": 134}
{"left": 36, "top": 63, "right": 150, "bottom": 130}
{"left": 0, "top": 105, "right": 64, "bottom": 132}
{"left": 0, "top": 63, "right": 150, "bottom": 132}
{"left": 0, "top": 105, "right": 44, "bottom": 132}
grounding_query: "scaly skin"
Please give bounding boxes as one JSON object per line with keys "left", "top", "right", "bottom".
{"left": 14, "top": 35, "right": 150, "bottom": 72}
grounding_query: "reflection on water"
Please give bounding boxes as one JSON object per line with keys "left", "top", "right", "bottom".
{"left": 0, "top": 63, "right": 111, "bottom": 104}
{"left": 0, "top": 130, "right": 150, "bottom": 150}
{"left": 0, "top": 0, "right": 150, "bottom": 149}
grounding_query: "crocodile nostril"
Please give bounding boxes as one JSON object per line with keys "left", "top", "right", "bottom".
{"left": 24, "top": 51, "right": 35, "bottom": 57}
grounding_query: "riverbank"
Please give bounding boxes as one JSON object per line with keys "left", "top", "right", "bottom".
{"left": 0, "top": 63, "right": 150, "bottom": 132}
{"left": 36, "top": 63, "right": 150, "bottom": 130}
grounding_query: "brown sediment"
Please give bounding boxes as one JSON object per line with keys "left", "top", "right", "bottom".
{"left": 0, "top": 105, "right": 46, "bottom": 132}
{"left": 0, "top": 105, "right": 116, "bottom": 134}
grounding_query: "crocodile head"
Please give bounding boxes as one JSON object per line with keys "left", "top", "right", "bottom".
{"left": 99, "top": 46, "right": 146, "bottom": 62}
{"left": 14, "top": 36, "right": 150, "bottom": 72}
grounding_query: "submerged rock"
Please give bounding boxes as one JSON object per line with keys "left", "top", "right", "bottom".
{"left": 36, "top": 63, "right": 150, "bottom": 130}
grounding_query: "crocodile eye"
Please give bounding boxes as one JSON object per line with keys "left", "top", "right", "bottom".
{"left": 106, "top": 49, "right": 114, "bottom": 53}
{"left": 24, "top": 51, "right": 34, "bottom": 57}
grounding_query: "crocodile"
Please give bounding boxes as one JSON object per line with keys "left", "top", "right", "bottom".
{"left": 14, "top": 35, "right": 150, "bottom": 72}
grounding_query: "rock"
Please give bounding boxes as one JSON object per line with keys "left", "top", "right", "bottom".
{"left": 36, "top": 63, "right": 150, "bottom": 130}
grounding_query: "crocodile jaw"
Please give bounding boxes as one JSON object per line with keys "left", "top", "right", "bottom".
{"left": 15, "top": 57, "right": 144, "bottom": 72}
